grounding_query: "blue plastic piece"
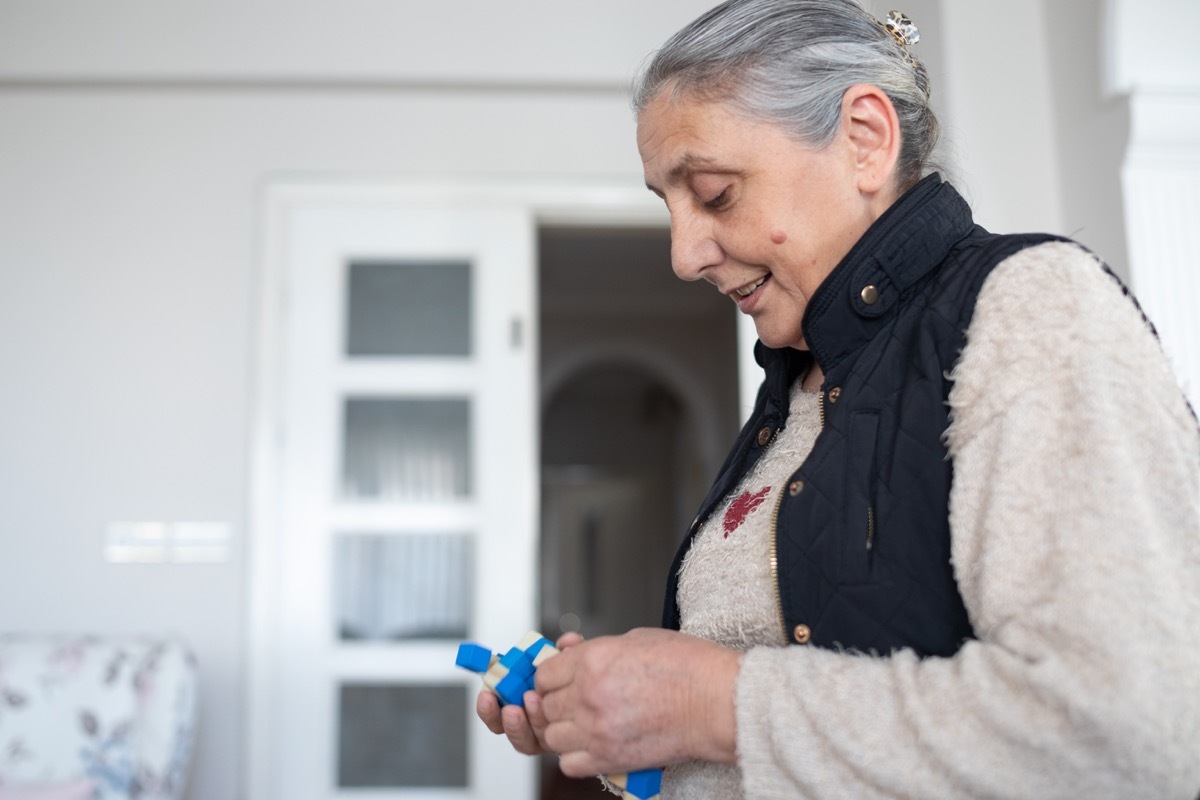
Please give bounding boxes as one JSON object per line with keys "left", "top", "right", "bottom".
{"left": 624, "top": 768, "right": 663, "bottom": 798}
{"left": 525, "top": 636, "right": 553, "bottom": 660}
{"left": 500, "top": 648, "right": 535, "bottom": 680}
{"left": 455, "top": 642, "right": 492, "bottom": 674}
{"left": 494, "top": 670, "right": 533, "bottom": 707}
{"left": 498, "top": 647, "right": 524, "bottom": 668}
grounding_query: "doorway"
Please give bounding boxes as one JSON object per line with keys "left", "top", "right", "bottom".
{"left": 248, "top": 184, "right": 742, "bottom": 800}
{"left": 536, "top": 224, "right": 739, "bottom": 798}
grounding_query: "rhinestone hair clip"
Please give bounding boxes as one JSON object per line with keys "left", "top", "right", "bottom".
{"left": 883, "top": 9, "right": 921, "bottom": 47}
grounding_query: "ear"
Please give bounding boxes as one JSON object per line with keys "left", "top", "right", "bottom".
{"left": 840, "top": 84, "right": 901, "bottom": 198}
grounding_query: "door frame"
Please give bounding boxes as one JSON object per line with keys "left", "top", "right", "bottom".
{"left": 245, "top": 178, "right": 675, "bottom": 800}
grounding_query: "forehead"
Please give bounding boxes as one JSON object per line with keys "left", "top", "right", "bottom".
{"left": 637, "top": 94, "right": 803, "bottom": 189}
{"left": 637, "top": 93, "right": 724, "bottom": 148}
{"left": 637, "top": 96, "right": 744, "bottom": 174}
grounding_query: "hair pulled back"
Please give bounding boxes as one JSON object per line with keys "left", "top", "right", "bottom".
{"left": 633, "top": 0, "right": 938, "bottom": 191}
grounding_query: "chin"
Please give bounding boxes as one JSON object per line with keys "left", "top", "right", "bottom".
{"left": 755, "top": 327, "right": 808, "bottom": 351}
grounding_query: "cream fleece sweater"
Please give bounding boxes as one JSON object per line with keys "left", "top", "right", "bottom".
{"left": 668, "top": 242, "right": 1200, "bottom": 799}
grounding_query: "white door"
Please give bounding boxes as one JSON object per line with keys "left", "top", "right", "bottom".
{"left": 249, "top": 184, "right": 539, "bottom": 800}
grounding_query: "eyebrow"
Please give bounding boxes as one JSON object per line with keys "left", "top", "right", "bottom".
{"left": 645, "top": 152, "right": 726, "bottom": 196}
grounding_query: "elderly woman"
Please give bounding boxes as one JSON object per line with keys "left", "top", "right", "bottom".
{"left": 479, "top": 0, "right": 1200, "bottom": 797}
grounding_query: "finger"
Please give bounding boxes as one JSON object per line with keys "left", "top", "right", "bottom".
{"left": 538, "top": 681, "right": 569, "bottom": 723}
{"left": 500, "top": 704, "right": 545, "bottom": 756}
{"left": 476, "top": 690, "right": 505, "bottom": 735}
{"left": 524, "top": 689, "right": 549, "bottom": 732}
{"left": 523, "top": 690, "right": 554, "bottom": 751}
{"left": 534, "top": 647, "right": 576, "bottom": 695}
{"left": 540, "top": 717, "right": 571, "bottom": 757}
{"left": 557, "top": 748, "right": 601, "bottom": 779}
{"left": 555, "top": 631, "right": 585, "bottom": 650}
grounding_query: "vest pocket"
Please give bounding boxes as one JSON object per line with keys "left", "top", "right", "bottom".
{"left": 842, "top": 409, "right": 880, "bottom": 583}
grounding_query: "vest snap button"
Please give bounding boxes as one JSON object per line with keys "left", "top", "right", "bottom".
{"left": 828, "top": 387, "right": 842, "bottom": 403}
{"left": 861, "top": 284, "right": 880, "bottom": 305}
{"left": 755, "top": 426, "right": 773, "bottom": 446}
{"left": 788, "top": 480, "right": 804, "bottom": 496}
{"left": 793, "top": 624, "right": 812, "bottom": 644}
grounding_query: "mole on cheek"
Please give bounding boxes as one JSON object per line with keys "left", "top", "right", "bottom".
{"left": 770, "top": 230, "right": 788, "bottom": 245}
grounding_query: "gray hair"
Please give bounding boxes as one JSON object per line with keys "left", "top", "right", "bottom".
{"left": 632, "top": 0, "right": 938, "bottom": 191}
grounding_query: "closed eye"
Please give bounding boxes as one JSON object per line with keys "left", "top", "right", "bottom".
{"left": 704, "top": 188, "right": 730, "bottom": 210}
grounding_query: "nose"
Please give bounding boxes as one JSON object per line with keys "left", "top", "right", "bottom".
{"left": 669, "top": 208, "right": 722, "bottom": 282}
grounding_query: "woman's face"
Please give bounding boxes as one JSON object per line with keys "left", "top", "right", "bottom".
{"left": 638, "top": 93, "right": 886, "bottom": 351}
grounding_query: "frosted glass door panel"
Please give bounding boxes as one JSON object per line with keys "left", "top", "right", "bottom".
{"left": 346, "top": 260, "right": 471, "bottom": 357}
{"left": 334, "top": 533, "right": 473, "bottom": 641}
{"left": 342, "top": 398, "right": 471, "bottom": 501}
{"left": 337, "top": 683, "right": 468, "bottom": 788}
{"left": 256, "top": 189, "right": 547, "bottom": 800}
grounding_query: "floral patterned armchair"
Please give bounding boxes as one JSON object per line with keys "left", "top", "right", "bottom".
{"left": 0, "top": 636, "right": 197, "bottom": 800}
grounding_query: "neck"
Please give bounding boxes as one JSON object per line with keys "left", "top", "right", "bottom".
{"left": 801, "top": 363, "right": 824, "bottom": 393}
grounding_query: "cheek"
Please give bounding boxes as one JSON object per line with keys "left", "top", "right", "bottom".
{"left": 772, "top": 251, "right": 828, "bottom": 299}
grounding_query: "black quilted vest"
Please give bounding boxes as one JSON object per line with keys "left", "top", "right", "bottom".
{"left": 662, "top": 175, "right": 1065, "bottom": 657}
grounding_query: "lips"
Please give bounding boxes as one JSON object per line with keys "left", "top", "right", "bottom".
{"left": 729, "top": 275, "right": 769, "bottom": 313}
{"left": 730, "top": 275, "right": 769, "bottom": 300}
{"left": 734, "top": 276, "right": 767, "bottom": 297}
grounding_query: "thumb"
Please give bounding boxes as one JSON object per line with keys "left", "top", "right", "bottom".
{"left": 555, "top": 631, "right": 585, "bottom": 650}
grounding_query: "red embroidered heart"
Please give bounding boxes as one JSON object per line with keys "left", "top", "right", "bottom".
{"left": 723, "top": 486, "right": 771, "bottom": 538}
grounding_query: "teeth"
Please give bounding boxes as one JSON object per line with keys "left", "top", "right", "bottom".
{"left": 735, "top": 277, "right": 767, "bottom": 297}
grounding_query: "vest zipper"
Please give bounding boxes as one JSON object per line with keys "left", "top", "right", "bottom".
{"left": 771, "top": 388, "right": 826, "bottom": 644}
{"left": 769, "top": 483, "right": 787, "bottom": 643}
{"left": 866, "top": 506, "right": 876, "bottom": 551}
{"left": 752, "top": 423, "right": 786, "bottom": 643}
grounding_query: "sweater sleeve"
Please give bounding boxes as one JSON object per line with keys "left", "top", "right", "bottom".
{"left": 733, "top": 242, "right": 1200, "bottom": 799}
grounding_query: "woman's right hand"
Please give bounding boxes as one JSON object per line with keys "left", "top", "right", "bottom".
{"left": 476, "top": 631, "right": 585, "bottom": 756}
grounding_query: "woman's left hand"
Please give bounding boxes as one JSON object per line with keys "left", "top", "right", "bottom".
{"left": 534, "top": 627, "right": 741, "bottom": 777}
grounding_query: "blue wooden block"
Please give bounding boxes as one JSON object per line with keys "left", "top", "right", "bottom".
{"left": 455, "top": 642, "right": 492, "bottom": 674}
{"left": 494, "top": 670, "right": 533, "bottom": 707}
{"left": 624, "top": 768, "right": 663, "bottom": 799}
{"left": 524, "top": 636, "right": 554, "bottom": 660}
{"left": 499, "top": 647, "right": 536, "bottom": 679}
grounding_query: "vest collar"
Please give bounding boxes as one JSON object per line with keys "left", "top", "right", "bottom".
{"left": 756, "top": 174, "right": 976, "bottom": 383}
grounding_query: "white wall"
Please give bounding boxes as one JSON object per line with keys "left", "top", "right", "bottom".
{"left": 0, "top": 2, "right": 1174, "bottom": 799}
{"left": 1045, "top": 0, "right": 1131, "bottom": 279}
{"left": 0, "top": 4, "right": 711, "bottom": 799}
{"left": 938, "top": 1, "right": 1065, "bottom": 237}
{"left": 1106, "top": 0, "right": 1200, "bottom": 406}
